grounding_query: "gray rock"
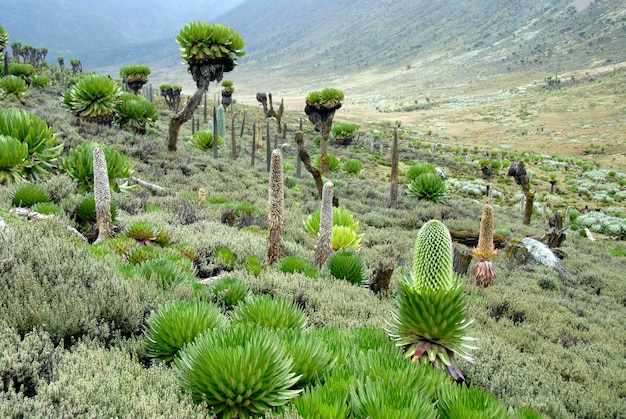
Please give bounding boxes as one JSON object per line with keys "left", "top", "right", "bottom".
{"left": 521, "top": 237, "right": 565, "bottom": 274}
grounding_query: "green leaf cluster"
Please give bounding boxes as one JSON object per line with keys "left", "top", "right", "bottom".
{"left": 304, "top": 206, "right": 363, "bottom": 250}
{"left": 343, "top": 158, "right": 364, "bottom": 175}
{"left": 305, "top": 88, "right": 344, "bottom": 110}
{"left": 31, "top": 75, "right": 52, "bottom": 88}
{"left": 208, "top": 276, "right": 249, "bottom": 308}
{"left": 176, "top": 22, "right": 245, "bottom": 64}
{"left": 278, "top": 255, "right": 317, "bottom": 278}
{"left": 232, "top": 295, "right": 308, "bottom": 330}
{"left": 119, "top": 64, "right": 151, "bottom": 83}
{"left": 114, "top": 92, "right": 157, "bottom": 134}
{"left": 187, "top": 129, "right": 222, "bottom": 151}
{"left": 62, "top": 73, "right": 120, "bottom": 120}
{"left": 0, "top": 108, "right": 62, "bottom": 182}
{"left": 331, "top": 122, "right": 359, "bottom": 141}
{"left": 406, "top": 172, "right": 447, "bottom": 203}
{"left": 0, "top": 25, "right": 7, "bottom": 52}
{"left": 8, "top": 62, "right": 35, "bottom": 80}
{"left": 60, "top": 142, "right": 132, "bottom": 192}
{"left": 174, "top": 324, "right": 301, "bottom": 417}
{"left": 144, "top": 300, "right": 227, "bottom": 363}
{"left": 10, "top": 183, "right": 50, "bottom": 207}
{"left": 327, "top": 250, "right": 367, "bottom": 285}
{"left": 406, "top": 162, "right": 437, "bottom": 182}
{"left": 0, "top": 75, "right": 27, "bottom": 100}
{"left": 0, "top": 134, "right": 28, "bottom": 183}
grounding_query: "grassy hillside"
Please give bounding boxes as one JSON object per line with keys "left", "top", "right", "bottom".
{"left": 0, "top": 69, "right": 625, "bottom": 417}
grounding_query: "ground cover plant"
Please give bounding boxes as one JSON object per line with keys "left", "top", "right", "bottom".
{"left": 1, "top": 62, "right": 626, "bottom": 418}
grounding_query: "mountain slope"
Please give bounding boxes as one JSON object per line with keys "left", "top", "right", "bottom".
{"left": 0, "top": 0, "right": 246, "bottom": 59}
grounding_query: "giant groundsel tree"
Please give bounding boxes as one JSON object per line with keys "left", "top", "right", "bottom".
{"left": 167, "top": 22, "right": 244, "bottom": 151}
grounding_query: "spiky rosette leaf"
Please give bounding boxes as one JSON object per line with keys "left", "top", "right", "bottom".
{"left": 138, "top": 258, "right": 197, "bottom": 289}
{"left": 145, "top": 300, "right": 227, "bottom": 363}
{"left": 10, "top": 183, "right": 50, "bottom": 207}
{"left": 437, "top": 383, "right": 509, "bottom": 419}
{"left": 208, "top": 276, "right": 249, "bottom": 308}
{"left": 305, "top": 88, "right": 344, "bottom": 110}
{"left": 0, "top": 75, "right": 28, "bottom": 100}
{"left": 388, "top": 278, "right": 476, "bottom": 380}
{"left": 412, "top": 219, "right": 454, "bottom": 292}
{"left": 278, "top": 256, "right": 317, "bottom": 278}
{"left": 351, "top": 376, "right": 438, "bottom": 419}
{"left": 124, "top": 221, "right": 156, "bottom": 245}
{"left": 127, "top": 245, "right": 167, "bottom": 265}
{"left": 31, "top": 202, "right": 62, "bottom": 215}
{"left": 231, "top": 295, "right": 307, "bottom": 330}
{"left": 0, "top": 135, "right": 28, "bottom": 183}
{"left": 0, "top": 108, "right": 62, "bottom": 182}
{"left": 292, "top": 382, "right": 350, "bottom": 419}
{"left": 75, "top": 193, "right": 117, "bottom": 224}
{"left": 114, "top": 93, "right": 157, "bottom": 134}
{"left": 60, "top": 142, "right": 132, "bottom": 193}
{"left": 513, "top": 408, "right": 547, "bottom": 419}
{"left": 406, "top": 172, "right": 446, "bottom": 203}
{"left": 174, "top": 324, "right": 301, "bottom": 417}
{"left": 62, "top": 73, "right": 120, "bottom": 121}
{"left": 327, "top": 250, "right": 367, "bottom": 285}
{"left": 276, "top": 328, "right": 336, "bottom": 386}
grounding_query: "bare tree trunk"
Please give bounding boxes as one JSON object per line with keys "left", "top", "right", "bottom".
{"left": 523, "top": 190, "right": 534, "bottom": 225}
{"left": 212, "top": 106, "right": 218, "bottom": 159}
{"left": 295, "top": 131, "right": 323, "bottom": 198}
{"left": 231, "top": 112, "right": 237, "bottom": 160}
{"left": 167, "top": 78, "right": 209, "bottom": 151}
{"left": 266, "top": 120, "right": 271, "bottom": 172}
{"left": 240, "top": 109, "right": 246, "bottom": 138}
{"left": 93, "top": 148, "right": 113, "bottom": 244}
{"left": 389, "top": 127, "right": 399, "bottom": 207}
{"left": 251, "top": 122, "right": 256, "bottom": 167}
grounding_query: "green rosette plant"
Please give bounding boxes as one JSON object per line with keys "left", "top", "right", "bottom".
{"left": 388, "top": 220, "right": 477, "bottom": 380}
{"left": 0, "top": 134, "right": 28, "bottom": 183}
{"left": 406, "top": 172, "right": 446, "bottom": 203}
{"left": 343, "top": 158, "right": 364, "bottom": 175}
{"left": 174, "top": 324, "right": 301, "bottom": 417}
{"left": 314, "top": 153, "right": 340, "bottom": 172}
{"left": 31, "top": 201, "right": 62, "bottom": 215}
{"left": 8, "top": 62, "right": 35, "bottom": 83}
{"left": 137, "top": 258, "right": 197, "bottom": 289}
{"left": 62, "top": 73, "right": 120, "bottom": 124}
{"left": 0, "top": 75, "right": 28, "bottom": 100}
{"left": 305, "top": 88, "right": 344, "bottom": 111}
{"left": 231, "top": 295, "right": 307, "bottom": 330}
{"left": 75, "top": 192, "right": 117, "bottom": 226}
{"left": 327, "top": 250, "right": 367, "bottom": 285}
{"left": 351, "top": 376, "right": 438, "bottom": 419}
{"left": 0, "top": 25, "right": 7, "bottom": 53}
{"left": 10, "top": 183, "right": 51, "bottom": 207}
{"left": 60, "top": 142, "right": 132, "bottom": 192}
{"left": 292, "top": 383, "right": 350, "bottom": 419}
{"left": 114, "top": 92, "right": 157, "bottom": 134}
{"left": 0, "top": 108, "right": 63, "bottom": 182}
{"left": 187, "top": 129, "right": 222, "bottom": 151}
{"left": 406, "top": 162, "right": 437, "bottom": 182}
{"left": 144, "top": 300, "right": 227, "bottom": 363}
{"left": 276, "top": 328, "right": 336, "bottom": 386}
{"left": 31, "top": 75, "right": 52, "bottom": 88}
{"left": 119, "top": 64, "right": 151, "bottom": 93}
{"left": 208, "top": 276, "right": 249, "bottom": 308}
{"left": 437, "top": 383, "right": 509, "bottom": 419}
{"left": 304, "top": 206, "right": 360, "bottom": 235}
{"left": 177, "top": 22, "right": 245, "bottom": 65}
{"left": 278, "top": 255, "right": 317, "bottom": 278}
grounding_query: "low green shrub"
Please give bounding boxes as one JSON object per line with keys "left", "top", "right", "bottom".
{"left": 343, "top": 158, "right": 364, "bottom": 175}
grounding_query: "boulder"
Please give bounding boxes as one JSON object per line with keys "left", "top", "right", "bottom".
{"left": 505, "top": 237, "right": 565, "bottom": 274}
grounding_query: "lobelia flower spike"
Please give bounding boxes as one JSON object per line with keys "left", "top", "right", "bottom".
{"left": 93, "top": 147, "right": 113, "bottom": 244}
{"left": 388, "top": 219, "right": 477, "bottom": 380}
{"left": 266, "top": 149, "right": 286, "bottom": 265}
{"left": 472, "top": 201, "right": 498, "bottom": 287}
{"left": 314, "top": 181, "right": 334, "bottom": 268}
